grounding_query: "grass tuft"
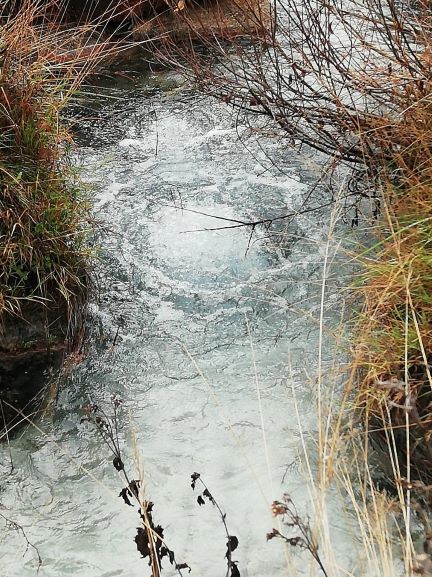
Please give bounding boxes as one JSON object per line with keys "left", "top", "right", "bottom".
{"left": 0, "top": 1, "right": 130, "bottom": 322}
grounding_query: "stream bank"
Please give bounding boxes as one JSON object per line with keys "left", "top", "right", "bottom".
{"left": 0, "top": 6, "right": 93, "bottom": 431}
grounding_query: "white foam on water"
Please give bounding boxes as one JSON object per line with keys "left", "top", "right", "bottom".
{"left": 0, "top": 85, "right": 358, "bottom": 577}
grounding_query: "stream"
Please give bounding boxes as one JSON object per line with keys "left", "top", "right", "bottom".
{"left": 0, "top": 70, "right": 354, "bottom": 577}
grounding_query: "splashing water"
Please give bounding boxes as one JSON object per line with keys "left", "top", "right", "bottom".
{"left": 0, "top": 72, "right": 353, "bottom": 577}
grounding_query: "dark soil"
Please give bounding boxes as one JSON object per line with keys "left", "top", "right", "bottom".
{"left": 0, "top": 300, "right": 80, "bottom": 436}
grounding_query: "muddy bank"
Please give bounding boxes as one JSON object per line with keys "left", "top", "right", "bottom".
{"left": 0, "top": 301, "right": 84, "bottom": 433}
{"left": 3, "top": 1, "right": 267, "bottom": 40}
{"left": 132, "top": 0, "right": 269, "bottom": 41}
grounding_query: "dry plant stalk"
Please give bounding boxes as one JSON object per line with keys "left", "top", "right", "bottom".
{"left": 83, "top": 397, "right": 191, "bottom": 577}
{"left": 150, "top": 0, "right": 432, "bottom": 568}
{"left": 153, "top": 1, "right": 432, "bottom": 199}
{"left": 155, "top": 0, "right": 432, "bottom": 481}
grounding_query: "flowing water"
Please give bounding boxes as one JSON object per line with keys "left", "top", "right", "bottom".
{"left": 0, "top": 70, "right": 353, "bottom": 577}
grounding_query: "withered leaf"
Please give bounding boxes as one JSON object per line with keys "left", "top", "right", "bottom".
{"left": 266, "top": 529, "right": 279, "bottom": 541}
{"left": 113, "top": 456, "right": 124, "bottom": 471}
{"left": 134, "top": 527, "right": 150, "bottom": 558}
{"left": 226, "top": 535, "right": 239, "bottom": 555}
{"left": 129, "top": 479, "right": 140, "bottom": 498}
{"left": 168, "top": 549, "right": 175, "bottom": 565}
{"left": 154, "top": 524, "right": 164, "bottom": 550}
{"left": 231, "top": 562, "right": 241, "bottom": 577}
{"left": 197, "top": 495, "right": 205, "bottom": 506}
{"left": 191, "top": 472, "right": 200, "bottom": 490}
{"left": 111, "top": 395, "right": 123, "bottom": 407}
{"left": 203, "top": 488, "right": 214, "bottom": 503}
{"left": 139, "top": 502, "right": 154, "bottom": 521}
{"left": 119, "top": 487, "right": 133, "bottom": 506}
{"left": 154, "top": 524, "right": 164, "bottom": 536}
{"left": 160, "top": 546, "right": 168, "bottom": 559}
{"left": 176, "top": 563, "right": 191, "bottom": 573}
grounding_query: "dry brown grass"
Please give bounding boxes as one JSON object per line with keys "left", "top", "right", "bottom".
{"left": 156, "top": 0, "right": 432, "bottom": 484}
{"left": 149, "top": 0, "right": 432, "bottom": 567}
{"left": 352, "top": 174, "right": 432, "bottom": 485}
{"left": 0, "top": 1, "right": 136, "bottom": 323}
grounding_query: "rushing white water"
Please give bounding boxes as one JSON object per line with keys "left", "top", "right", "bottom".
{"left": 0, "top": 71, "right": 353, "bottom": 577}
